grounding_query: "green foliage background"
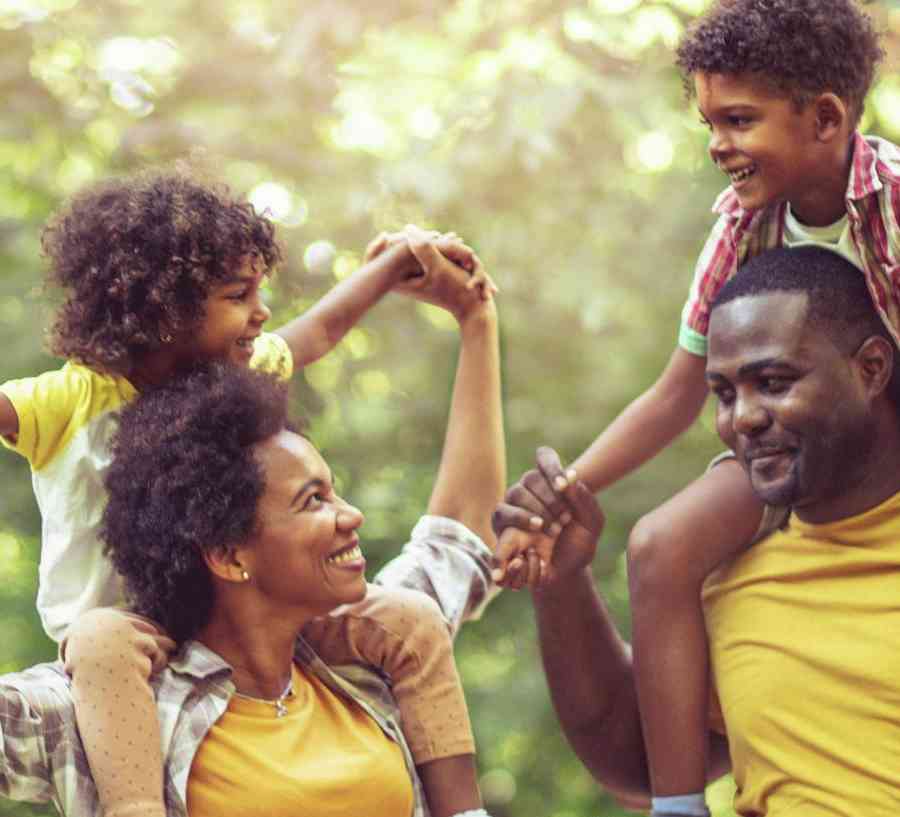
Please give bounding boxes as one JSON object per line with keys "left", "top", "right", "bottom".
{"left": 0, "top": 1, "right": 898, "bottom": 815}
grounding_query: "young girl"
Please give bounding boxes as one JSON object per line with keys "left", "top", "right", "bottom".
{"left": 0, "top": 167, "right": 497, "bottom": 817}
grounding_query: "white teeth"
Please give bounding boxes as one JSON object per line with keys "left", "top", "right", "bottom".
{"left": 327, "top": 545, "right": 362, "bottom": 565}
{"left": 729, "top": 165, "right": 756, "bottom": 183}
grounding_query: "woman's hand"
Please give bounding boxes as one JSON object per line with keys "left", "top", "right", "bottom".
{"left": 365, "top": 225, "right": 499, "bottom": 310}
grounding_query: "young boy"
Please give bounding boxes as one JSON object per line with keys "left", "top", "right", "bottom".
{"left": 495, "top": 2, "right": 898, "bottom": 815}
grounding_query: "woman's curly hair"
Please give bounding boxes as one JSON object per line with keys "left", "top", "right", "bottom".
{"left": 676, "top": 0, "right": 884, "bottom": 124}
{"left": 101, "top": 363, "right": 289, "bottom": 643}
{"left": 43, "top": 167, "right": 282, "bottom": 373}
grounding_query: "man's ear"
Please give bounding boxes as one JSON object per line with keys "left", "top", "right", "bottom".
{"left": 203, "top": 545, "right": 249, "bottom": 584}
{"left": 855, "top": 335, "right": 894, "bottom": 398}
{"left": 813, "top": 93, "right": 848, "bottom": 142}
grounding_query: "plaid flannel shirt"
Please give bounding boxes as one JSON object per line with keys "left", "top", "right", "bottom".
{"left": 0, "top": 515, "right": 498, "bottom": 817}
{"left": 680, "top": 133, "right": 900, "bottom": 356}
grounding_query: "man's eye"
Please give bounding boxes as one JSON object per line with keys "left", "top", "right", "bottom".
{"left": 714, "top": 387, "right": 735, "bottom": 405}
{"left": 760, "top": 377, "right": 790, "bottom": 393}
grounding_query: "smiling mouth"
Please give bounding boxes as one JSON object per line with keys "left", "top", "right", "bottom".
{"left": 746, "top": 446, "right": 794, "bottom": 468}
{"left": 726, "top": 164, "right": 757, "bottom": 185}
{"left": 327, "top": 543, "right": 363, "bottom": 565}
{"left": 236, "top": 336, "right": 257, "bottom": 350}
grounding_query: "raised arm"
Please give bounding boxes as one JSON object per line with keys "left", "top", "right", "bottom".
{"left": 493, "top": 448, "right": 730, "bottom": 797}
{"left": 402, "top": 235, "right": 505, "bottom": 550}
{"left": 274, "top": 242, "right": 421, "bottom": 369}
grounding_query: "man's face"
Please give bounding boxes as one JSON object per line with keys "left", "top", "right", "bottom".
{"left": 706, "top": 292, "right": 876, "bottom": 523}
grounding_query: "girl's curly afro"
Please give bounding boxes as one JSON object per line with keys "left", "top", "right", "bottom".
{"left": 101, "top": 362, "right": 290, "bottom": 643}
{"left": 676, "top": 0, "right": 884, "bottom": 123}
{"left": 43, "top": 167, "right": 282, "bottom": 374}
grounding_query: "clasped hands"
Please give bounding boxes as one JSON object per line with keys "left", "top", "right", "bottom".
{"left": 491, "top": 447, "right": 605, "bottom": 591}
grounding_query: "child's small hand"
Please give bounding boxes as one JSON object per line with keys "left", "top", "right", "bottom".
{"left": 395, "top": 225, "right": 494, "bottom": 321}
{"left": 364, "top": 226, "right": 497, "bottom": 299}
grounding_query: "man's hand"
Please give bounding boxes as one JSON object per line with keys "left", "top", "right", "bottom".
{"left": 492, "top": 446, "right": 605, "bottom": 589}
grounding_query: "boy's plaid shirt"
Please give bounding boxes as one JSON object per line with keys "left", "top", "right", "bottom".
{"left": 0, "top": 515, "right": 497, "bottom": 817}
{"left": 681, "top": 133, "right": 900, "bottom": 354}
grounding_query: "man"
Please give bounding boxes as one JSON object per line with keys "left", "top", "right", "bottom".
{"left": 494, "top": 246, "right": 900, "bottom": 816}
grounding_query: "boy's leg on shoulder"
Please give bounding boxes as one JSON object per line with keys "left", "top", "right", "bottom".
{"left": 626, "top": 459, "right": 763, "bottom": 799}
{"left": 63, "top": 608, "right": 173, "bottom": 817}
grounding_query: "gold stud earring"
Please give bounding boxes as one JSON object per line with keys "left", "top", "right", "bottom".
{"left": 160, "top": 332, "right": 173, "bottom": 344}
{"left": 241, "top": 570, "right": 250, "bottom": 582}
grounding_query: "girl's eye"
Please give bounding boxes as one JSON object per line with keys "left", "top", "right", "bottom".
{"left": 729, "top": 115, "right": 751, "bottom": 127}
{"left": 699, "top": 116, "right": 712, "bottom": 130}
{"left": 227, "top": 290, "right": 249, "bottom": 301}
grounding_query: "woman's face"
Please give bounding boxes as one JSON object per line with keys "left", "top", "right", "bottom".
{"left": 238, "top": 430, "right": 368, "bottom": 618}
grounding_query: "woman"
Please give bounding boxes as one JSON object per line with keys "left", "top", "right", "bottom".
{"left": 0, "top": 237, "right": 504, "bottom": 817}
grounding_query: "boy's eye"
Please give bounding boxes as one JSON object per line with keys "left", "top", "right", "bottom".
{"left": 728, "top": 115, "right": 752, "bottom": 127}
{"left": 227, "top": 290, "right": 249, "bottom": 301}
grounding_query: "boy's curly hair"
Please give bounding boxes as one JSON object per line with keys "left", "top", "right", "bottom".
{"left": 101, "top": 363, "right": 290, "bottom": 643}
{"left": 676, "top": 0, "right": 884, "bottom": 124}
{"left": 43, "top": 167, "right": 282, "bottom": 373}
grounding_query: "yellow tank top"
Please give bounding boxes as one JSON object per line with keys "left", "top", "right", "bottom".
{"left": 187, "top": 663, "right": 414, "bottom": 817}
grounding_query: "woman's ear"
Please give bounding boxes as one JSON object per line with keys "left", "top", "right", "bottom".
{"left": 813, "top": 93, "right": 848, "bottom": 142}
{"left": 854, "top": 335, "right": 894, "bottom": 399}
{"left": 203, "top": 545, "right": 250, "bottom": 584}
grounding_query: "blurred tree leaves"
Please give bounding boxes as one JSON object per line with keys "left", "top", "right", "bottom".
{"left": 1, "top": 1, "right": 898, "bottom": 815}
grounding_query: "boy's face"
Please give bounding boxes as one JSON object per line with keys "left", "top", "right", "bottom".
{"left": 695, "top": 72, "right": 831, "bottom": 223}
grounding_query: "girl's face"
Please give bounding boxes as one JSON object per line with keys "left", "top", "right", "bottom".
{"left": 187, "top": 256, "right": 272, "bottom": 366}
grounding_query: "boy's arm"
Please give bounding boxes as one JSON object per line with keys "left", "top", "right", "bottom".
{"left": 274, "top": 242, "right": 421, "bottom": 369}
{"left": 0, "top": 392, "right": 19, "bottom": 439}
{"left": 571, "top": 346, "right": 708, "bottom": 493}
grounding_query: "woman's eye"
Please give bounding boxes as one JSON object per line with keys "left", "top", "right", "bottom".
{"left": 303, "top": 492, "right": 325, "bottom": 510}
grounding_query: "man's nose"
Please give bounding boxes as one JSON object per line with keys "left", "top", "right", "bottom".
{"left": 733, "top": 393, "right": 769, "bottom": 436}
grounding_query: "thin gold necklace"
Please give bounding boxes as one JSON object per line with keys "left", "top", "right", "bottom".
{"left": 232, "top": 677, "right": 294, "bottom": 718}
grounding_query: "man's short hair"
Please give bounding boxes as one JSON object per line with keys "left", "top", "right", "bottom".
{"left": 711, "top": 246, "right": 900, "bottom": 407}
